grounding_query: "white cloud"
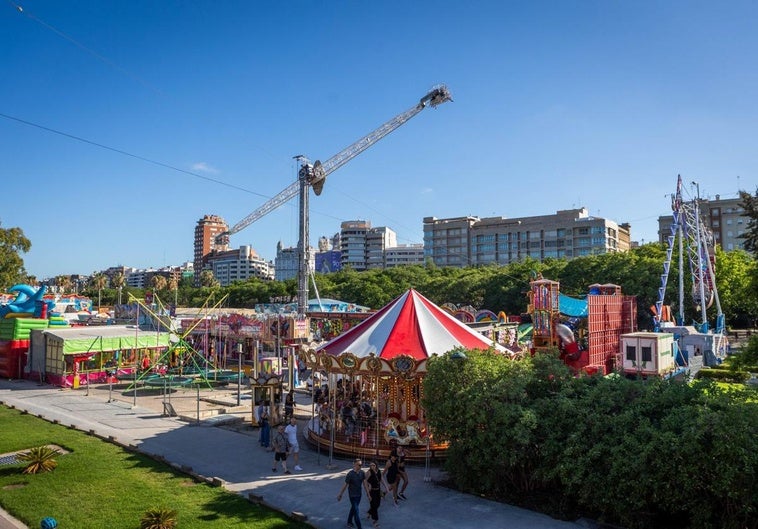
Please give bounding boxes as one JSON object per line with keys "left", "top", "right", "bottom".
{"left": 421, "top": 187, "right": 434, "bottom": 194}
{"left": 191, "top": 162, "right": 219, "bottom": 174}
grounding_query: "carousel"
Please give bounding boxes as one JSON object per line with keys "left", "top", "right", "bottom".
{"left": 301, "top": 289, "right": 510, "bottom": 462}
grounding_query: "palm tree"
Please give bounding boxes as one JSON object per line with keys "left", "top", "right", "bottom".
{"left": 199, "top": 270, "right": 219, "bottom": 288}
{"left": 151, "top": 275, "right": 168, "bottom": 305}
{"left": 55, "top": 275, "right": 71, "bottom": 295}
{"left": 112, "top": 272, "right": 125, "bottom": 305}
{"left": 92, "top": 274, "right": 109, "bottom": 311}
{"left": 168, "top": 274, "right": 180, "bottom": 308}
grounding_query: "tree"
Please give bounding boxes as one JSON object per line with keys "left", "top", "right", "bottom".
{"left": 91, "top": 274, "right": 109, "bottom": 310}
{"left": 55, "top": 275, "right": 72, "bottom": 295}
{"left": 713, "top": 248, "right": 758, "bottom": 328}
{"left": 738, "top": 187, "right": 758, "bottom": 255}
{"left": 0, "top": 222, "right": 31, "bottom": 290}
{"left": 112, "top": 272, "right": 125, "bottom": 305}
{"left": 199, "top": 270, "right": 219, "bottom": 288}
{"left": 167, "top": 274, "right": 179, "bottom": 307}
{"left": 151, "top": 275, "right": 168, "bottom": 293}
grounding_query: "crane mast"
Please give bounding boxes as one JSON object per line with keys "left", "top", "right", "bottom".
{"left": 216, "top": 85, "right": 452, "bottom": 315}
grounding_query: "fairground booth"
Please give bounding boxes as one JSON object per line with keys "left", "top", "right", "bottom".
{"left": 27, "top": 325, "right": 171, "bottom": 388}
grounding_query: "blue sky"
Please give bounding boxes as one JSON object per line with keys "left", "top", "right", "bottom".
{"left": 2, "top": 1, "right": 757, "bottom": 280}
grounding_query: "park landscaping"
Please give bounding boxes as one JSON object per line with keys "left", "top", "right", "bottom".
{"left": 0, "top": 406, "right": 309, "bottom": 529}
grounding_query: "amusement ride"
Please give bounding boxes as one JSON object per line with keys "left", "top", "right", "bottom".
{"left": 654, "top": 175, "right": 728, "bottom": 368}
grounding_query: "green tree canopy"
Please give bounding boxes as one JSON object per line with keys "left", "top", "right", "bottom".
{"left": 739, "top": 187, "right": 758, "bottom": 256}
{"left": 0, "top": 222, "right": 31, "bottom": 291}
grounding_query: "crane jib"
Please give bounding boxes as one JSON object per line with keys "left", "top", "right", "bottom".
{"left": 218, "top": 84, "right": 452, "bottom": 248}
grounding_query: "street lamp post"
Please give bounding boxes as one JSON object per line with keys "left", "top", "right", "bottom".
{"left": 236, "top": 342, "right": 243, "bottom": 406}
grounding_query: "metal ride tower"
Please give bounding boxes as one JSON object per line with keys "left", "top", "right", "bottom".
{"left": 216, "top": 85, "right": 452, "bottom": 316}
{"left": 652, "top": 175, "right": 729, "bottom": 370}
{"left": 654, "top": 175, "right": 725, "bottom": 335}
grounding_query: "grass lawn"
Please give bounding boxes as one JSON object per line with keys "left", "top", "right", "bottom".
{"left": 0, "top": 406, "right": 309, "bottom": 529}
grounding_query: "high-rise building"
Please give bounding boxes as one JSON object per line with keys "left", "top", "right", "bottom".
{"left": 423, "top": 208, "right": 631, "bottom": 268}
{"left": 193, "top": 215, "right": 228, "bottom": 286}
{"left": 339, "top": 220, "right": 397, "bottom": 271}
{"left": 366, "top": 226, "right": 397, "bottom": 269}
{"left": 658, "top": 194, "right": 748, "bottom": 251}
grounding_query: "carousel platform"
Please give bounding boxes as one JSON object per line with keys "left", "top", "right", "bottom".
{"left": 303, "top": 417, "right": 447, "bottom": 464}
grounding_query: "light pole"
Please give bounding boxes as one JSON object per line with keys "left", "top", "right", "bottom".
{"left": 236, "top": 342, "right": 243, "bottom": 406}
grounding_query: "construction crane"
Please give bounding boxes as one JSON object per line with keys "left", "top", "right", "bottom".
{"left": 216, "top": 85, "right": 452, "bottom": 315}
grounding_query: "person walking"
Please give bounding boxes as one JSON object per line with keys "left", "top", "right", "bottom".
{"left": 284, "top": 416, "right": 302, "bottom": 471}
{"left": 257, "top": 401, "right": 270, "bottom": 449}
{"left": 284, "top": 389, "right": 296, "bottom": 421}
{"left": 337, "top": 458, "right": 368, "bottom": 529}
{"left": 271, "top": 424, "right": 290, "bottom": 474}
{"left": 383, "top": 452, "right": 400, "bottom": 506}
{"left": 394, "top": 445, "right": 409, "bottom": 499}
{"left": 365, "top": 460, "right": 385, "bottom": 527}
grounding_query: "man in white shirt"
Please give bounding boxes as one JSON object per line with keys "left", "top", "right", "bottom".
{"left": 284, "top": 416, "right": 302, "bottom": 471}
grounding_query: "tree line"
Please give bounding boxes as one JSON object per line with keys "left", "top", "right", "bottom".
{"left": 1, "top": 186, "right": 757, "bottom": 327}
{"left": 73, "top": 243, "right": 754, "bottom": 329}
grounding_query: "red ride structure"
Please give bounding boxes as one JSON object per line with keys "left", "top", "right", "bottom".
{"left": 528, "top": 276, "right": 637, "bottom": 375}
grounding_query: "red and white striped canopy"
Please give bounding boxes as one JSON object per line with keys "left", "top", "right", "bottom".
{"left": 317, "top": 289, "right": 503, "bottom": 361}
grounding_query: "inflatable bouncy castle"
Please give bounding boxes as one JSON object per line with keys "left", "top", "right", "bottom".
{"left": 0, "top": 285, "right": 68, "bottom": 378}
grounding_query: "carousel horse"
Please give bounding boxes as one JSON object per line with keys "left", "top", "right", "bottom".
{"left": 383, "top": 415, "right": 424, "bottom": 446}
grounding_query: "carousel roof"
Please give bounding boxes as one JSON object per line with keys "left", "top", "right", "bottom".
{"left": 316, "top": 289, "right": 505, "bottom": 361}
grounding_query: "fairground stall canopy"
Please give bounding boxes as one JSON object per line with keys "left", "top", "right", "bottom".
{"left": 302, "top": 289, "right": 508, "bottom": 461}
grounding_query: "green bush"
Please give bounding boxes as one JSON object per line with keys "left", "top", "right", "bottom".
{"left": 424, "top": 349, "right": 758, "bottom": 529}
{"left": 695, "top": 368, "right": 750, "bottom": 382}
{"left": 730, "top": 335, "right": 758, "bottom": 370}
{"left": 18, "top": 446, "right": 60, "bottom": 474}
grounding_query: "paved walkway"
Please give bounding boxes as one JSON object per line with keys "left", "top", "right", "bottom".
{"left": 0, "top": 378, "right": 586, "bottom": 529}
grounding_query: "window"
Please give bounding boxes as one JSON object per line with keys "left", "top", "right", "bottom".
{"left": 641, "top": 346, "right": 652, "bottom": 362}
{"left": 626, "top": 345, "right": 636, "bottom": 361}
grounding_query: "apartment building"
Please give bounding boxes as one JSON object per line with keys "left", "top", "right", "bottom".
{"left": 274, "top": 241, "right": 316, "bottom": 281}
{"left": 193, "top": 215, "right": 228, "bottom": 286}
{"left": 384, "top": 244, "right": 425, "bottom": 268}
{"left": 206, "top": 245, "right": 274, "bottom": 286}
{"left": 423, "top": 208, "right": 631, "bottom": 268}
{"left": 339, "top": 220, "right": 397, "bottom": 271}
{"left": 658, "top": 194, "right": 748, "bottom": 251}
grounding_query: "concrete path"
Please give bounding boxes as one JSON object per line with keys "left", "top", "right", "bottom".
{"left": 0, "top": 378, "right": 585, "bottom": 529}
